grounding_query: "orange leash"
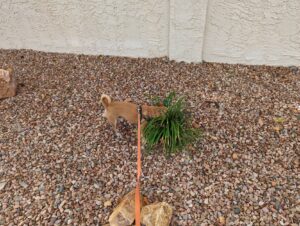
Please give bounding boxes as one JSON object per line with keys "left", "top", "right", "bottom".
{"left": 135, "top": 106, "right": 142, "bottom": 226}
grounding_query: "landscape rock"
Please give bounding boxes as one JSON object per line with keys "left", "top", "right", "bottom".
{"left": 0, "top": 68, "right": 17, "bottom": 99}
{"left": 141, "top": 202, "right": 173, "bottom": 226}
{"left": 109, "top": 189, "right": 144, "bottom": 226}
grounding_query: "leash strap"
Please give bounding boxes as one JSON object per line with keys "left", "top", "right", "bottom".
{"left": 135, "top": 106, "right": 142, "bottom": 226}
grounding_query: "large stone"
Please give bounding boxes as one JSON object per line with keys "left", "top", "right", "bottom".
{"left": 141, "top": 202, "right": 173, "bottom": 226}
{"left": 109, "top": 189, "right": 144, "bottom": 226}
{"left": 0, "top": 68, "right": 17, "bottom": 99}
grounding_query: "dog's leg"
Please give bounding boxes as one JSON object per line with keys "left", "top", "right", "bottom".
{"left": 107, "top": 115, "right": 117, "bottom": 130}
{"left": 107, "top": 115, "right": 123, "bottom": 138}
{"left": 112, "top": 119, "right": 117, "bottom": 131}
{"left": 115, "top": 120, "right": 123, "bottom": 139}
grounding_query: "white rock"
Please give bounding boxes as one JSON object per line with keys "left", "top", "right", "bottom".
{"left": 19, "top": 181, "right": 29, "bottom": 189}
{"left": 0, "top": 181, "right": 7, "bottom": 190}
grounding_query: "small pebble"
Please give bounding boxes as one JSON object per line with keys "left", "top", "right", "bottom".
{"left": 233, "top": 207, "right": 241, "bottom": 214}
{"left": 275, "top": 201, "right": 281, "bottom": 211}
{"left": 219, "top": 216, "right": 226, "bottom": 225}
{"left": 19, "top": 181, "right": 28, "bottom": 189}
{"left": 104, "top": 200, "right": 112, "bottom": 207}
{"left": 232, "top": 153, "right": 238, "bottom": 160}
{"left": 0, "top": 181, "right": 7, "bottom": 190}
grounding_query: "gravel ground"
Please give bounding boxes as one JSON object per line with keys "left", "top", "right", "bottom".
{"left": 0, "top": 49, "right": 299, "bottom": 226}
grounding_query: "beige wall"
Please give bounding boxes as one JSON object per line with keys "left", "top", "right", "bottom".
{"left": 0, "top": 0, "right": 169, "bottom": 57}
{"left": 203, "top": 0, "right": 300, "bottom": 66}
{"left": 169, "top": 0, "right": 209, "bottom": 62}
{"left": 1, "top": 0, "right": 300, "bottom": 66}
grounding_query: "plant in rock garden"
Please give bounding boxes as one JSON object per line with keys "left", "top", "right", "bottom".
{"left": 143, "top": 92, "right": 201, "bottom": 156}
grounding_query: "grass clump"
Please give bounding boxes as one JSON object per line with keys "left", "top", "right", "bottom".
{"left": 143, "top": 92, "right": 201, "bottom": 156}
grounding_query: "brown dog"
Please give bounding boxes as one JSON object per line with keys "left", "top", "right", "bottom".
{"left": 101, "top": 94, "right": 166, "bottom": 131}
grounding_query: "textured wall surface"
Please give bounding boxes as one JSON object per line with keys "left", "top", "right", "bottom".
{"left": 1, "top": 0, "right": 300, "bottom": 65}
{"left": 169, "top": 0, "right": 208, "bottom": 62}
{"left": 203, "top": 0, "right": 300, "bottom": 66}
{"left": 0, "top": 0, "right": 168, "bottom": 57}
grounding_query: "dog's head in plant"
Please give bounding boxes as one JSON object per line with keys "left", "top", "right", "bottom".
{"left": 143, "top": 92, "right": 201, "bottom": 156}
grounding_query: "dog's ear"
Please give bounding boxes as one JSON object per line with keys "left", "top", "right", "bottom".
{"left": 101, "top": 94, "right": 111, "bottom": 108}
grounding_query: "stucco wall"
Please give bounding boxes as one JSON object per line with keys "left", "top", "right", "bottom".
{"left": 169, "top": 0, "right": 209, "bottom": 62}
{"left": 0, "top": 0, "right": 168, "bottom": 57}
{"left": 203, "top": 0, "right": 300, "bottom": 66}
{"left": 0, "top": 0, "right": 300, "bottom": 66}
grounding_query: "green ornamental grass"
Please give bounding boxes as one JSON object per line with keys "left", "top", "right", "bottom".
{"left": 143, "top": 92, "right": 201, "bottom": 156}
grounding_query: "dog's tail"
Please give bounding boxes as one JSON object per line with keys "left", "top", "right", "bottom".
{"left": 101, "top": 94, "right": 112, "bottom": 108}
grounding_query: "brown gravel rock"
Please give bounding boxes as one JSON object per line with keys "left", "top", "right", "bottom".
{"left": 218, "top": 216, "right": 226, "bottom": 225}
{"left": 232, "top": 153, "right": 238, "bottom": 160}
{"left": 0, "top": 68, "right": 17, "bottom": 99}
{"left": 0, "top": 49, "right": 299, "bottom": 225}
